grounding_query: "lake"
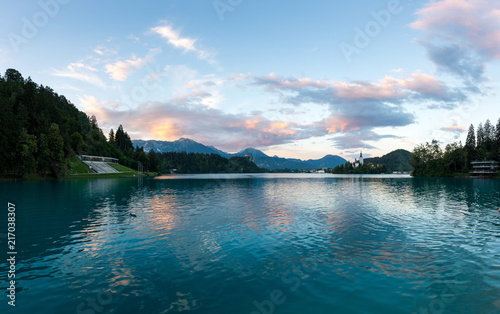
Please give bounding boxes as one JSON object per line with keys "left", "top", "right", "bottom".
{"left": 1, "top": 174, "right": 500, "bottom": 313}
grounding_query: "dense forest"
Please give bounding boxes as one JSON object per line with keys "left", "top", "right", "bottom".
{"left": 411, "top": 118, "right": 500, "bottom": 177}
{"left": 364, "top": 149, "right": 412, "bottom": 172}
{"left": 158, "top": 152, "right": 262, "bottom": 173}
{"left": 0, "top": 69, "right": 262, "bottom": 178}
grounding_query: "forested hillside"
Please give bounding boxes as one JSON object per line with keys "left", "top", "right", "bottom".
{"left": 364, "top": 149, "right": 412, "bottom": 172}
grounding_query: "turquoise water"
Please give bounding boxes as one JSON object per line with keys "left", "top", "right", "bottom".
{"left": 1, "top": 174, "right": 500, "bottom": 313}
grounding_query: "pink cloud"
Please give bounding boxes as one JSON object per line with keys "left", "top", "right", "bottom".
{"left": 400, "top": 73, "right": 448, "bottom": 99}
{"left": 411, "top": 0, "right": 500, "bottom": 82}
{"left": 253, "top": 71, "right": 461, "bottom": 104}
{"left": 105, "top": 56, "right": 147, "bottom": 81}
{"left": 440, "top": 125, "right": 466, "bottom": 132}
{"left": 333, "top": 77, "right": 407, "bottom": 100}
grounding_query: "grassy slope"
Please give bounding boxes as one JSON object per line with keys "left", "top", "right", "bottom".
{"left": 67, "top": 156, "right": 92, "bottom": 174}
{"left": 63, "top": 158, "right": 154, "bottom": 179}
{"left": 107, "top": 163, "right": 135, "bottom": 172}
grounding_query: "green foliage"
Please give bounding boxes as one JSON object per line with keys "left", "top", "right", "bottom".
{"left": 411, "top": 140, "right": 449, "bottom": 177}
{"left": 364, "top": 149, "right": 412, "bottom": 172}
{"left": 70, "top": 132, "right": 85, "bottom": 154}
{"left": 47, "top": 123, "right": 66, "bottom": 177}
{"left": 37, "top": 134, "right": 51, "bottom": 176}
{"left": 465, "top": 124, "right": 476, "bottom": 166}
{"left": 115, "top": 124, "right": 134, "bottom": 154}
{"left": 106, "top": 163, "right": 135, "bottom": 172}
{"left": 228, "top": 156, "right": 262, "bottom": 173}
{"left": 17, "top": 128, "right": 37, "bottom": 176}
{"left": 158, "top": 152, "right": 263, "bottom": 174}
{"left": 332, "top": 161, "right": 389, "bottom": 174}
{"left": 68, "top": 156, "right": 91, "bottom": 174}
{"left": 147, "top": 149, "right": 161, "bottom": 173}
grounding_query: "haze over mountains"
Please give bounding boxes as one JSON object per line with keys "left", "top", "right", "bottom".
{"left": 132, "top": 138, "right": 347, "bottom": 170}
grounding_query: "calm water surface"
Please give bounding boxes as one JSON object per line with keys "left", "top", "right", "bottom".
{"left": 1, "top": 174, "right": 500, "bottom": 313}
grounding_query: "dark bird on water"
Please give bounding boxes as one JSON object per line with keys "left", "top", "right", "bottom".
{"left": 130, "top": 213, "right": 137, "bottom": 217}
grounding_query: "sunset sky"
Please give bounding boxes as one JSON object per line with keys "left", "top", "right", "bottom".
{"left": 1, "top": 0, "right": 500, "bottom": 160}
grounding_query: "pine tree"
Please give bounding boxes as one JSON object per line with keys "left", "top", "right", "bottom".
{"left": 484, "top": 119, "right": 494, "bottom": 150}
{"left": 89, "top": 115, "right": 98, "bottom": 129}
{"left": 109, "top": 128, "right": 115, "bottom": 143}
{"left": 115, "top": 125, "right": 134, "bottom": 155}
{"left": 476, "top": 123, "right": 485, "bottom": 148}
{"left": 465, "top": 124, "right": 476, "bottom": 163}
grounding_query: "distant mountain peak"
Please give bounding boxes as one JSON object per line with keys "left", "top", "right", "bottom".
{"left": 177, "top": 137, "right": 194, "bottom": 142}
{"left": 236, "top": 147, "right": 268, "bottom": 158}
{"left": 132, "top": 138, "right": 347, "bottom": 170}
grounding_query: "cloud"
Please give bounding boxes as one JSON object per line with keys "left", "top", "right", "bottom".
{"left": 253, "top": 72, "right": 463, "bottom": 105}
{"left": 104, "top": 48, "right": 160, "bottom": 81}
{"left": 251, "top": 72, "right": 469, "bottom": 149}
{"left": 105, "top": 56, "right": 147, "bottom": 81}
{"left": 67, "top": 62, "right": 97, "bottom": 72}
{"left": 51, "top": 68, "right": 106, "bottom": 88}
{"left": 250, "top": 70, "right": 472, "bottom": 149}
{"left": 330, "top": 131, "right": 400, "bottom": 150}
{"left": 79, "top": 92, "right": 318, "bottom": 151}
{"left": 411, "top": 0, "right": 500, "bottom": 85}
{"left": 439, "top": 122, "right": 467, "bottom": 140}
{"left": 93, "top": 45, "right": 117, "bottom": 56}
{"left": 151, "top": 23, "right": 216, "bottom": 63}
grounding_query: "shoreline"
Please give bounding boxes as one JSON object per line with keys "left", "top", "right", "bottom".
{"left": 0, "top": 172, "right": 158, "bottom": 181}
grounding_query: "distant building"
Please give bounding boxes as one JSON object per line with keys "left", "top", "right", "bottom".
{"left": 245, "top": 154, "right": 255, "bottom": 162}
{"left": 470, "top": 161, "right": 499, "bottom": 176}
{"left": 353, "top": 151, "right": 364, "bottom": 168}
{"left": 78, "top": 155, "right": 118, "bottom": 163}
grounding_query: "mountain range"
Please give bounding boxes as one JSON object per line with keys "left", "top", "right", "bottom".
{"left": 132, "top": 138, "right": 347, "bottom": 170}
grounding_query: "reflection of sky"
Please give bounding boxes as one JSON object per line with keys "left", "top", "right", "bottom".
{"left": 4, "top": 175, "right": 500, "bottom": 313}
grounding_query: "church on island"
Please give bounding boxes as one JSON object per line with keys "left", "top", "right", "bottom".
{"left": 353, "top": 152, "right": 364, "bottom": 168}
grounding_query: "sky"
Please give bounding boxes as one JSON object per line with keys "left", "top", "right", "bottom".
{"left": 1, "top": 0, "right": 500, "bottom": 160}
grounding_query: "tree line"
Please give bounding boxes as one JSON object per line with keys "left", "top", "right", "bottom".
{"left": 411, "top": 118, "right": 500, "bottom": 177}
{"left": 332, "top": 162, "right": 390, "bottom": 174}
{"left": 157, "top": 152, "right": 263, "bottom": 173}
